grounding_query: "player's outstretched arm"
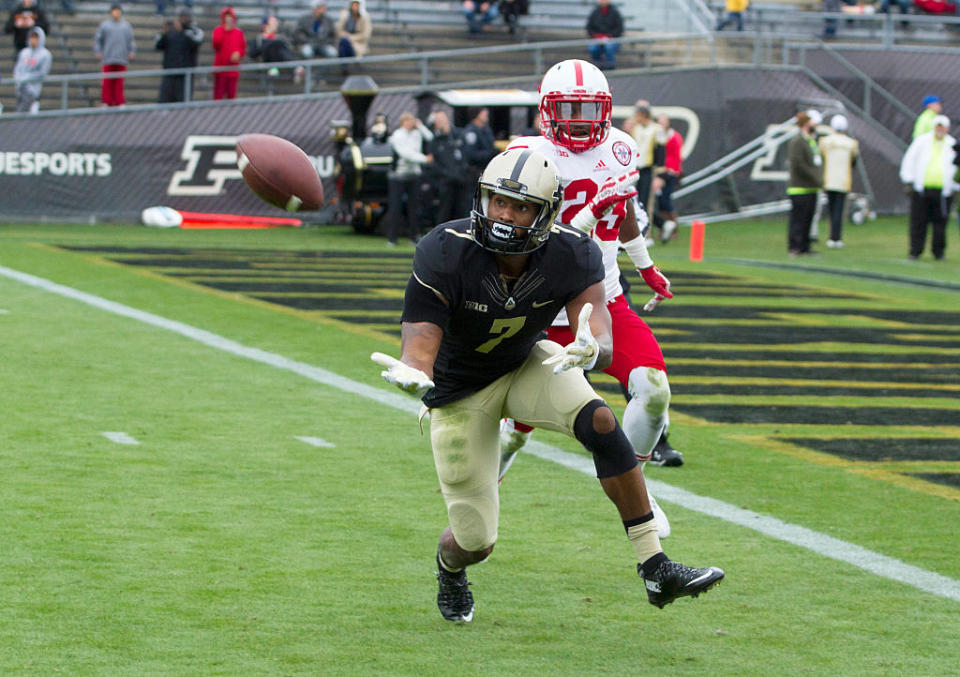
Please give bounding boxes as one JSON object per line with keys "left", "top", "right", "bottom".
{"left": 543, "top": 281, "right": 612, "bottom": 373}
{"left": 569, "top": 168, "right": 640, "bottom": 234}
{"left": 619, "top": 199, "right": 673, "bottom": 312}
{"left": 371, "top": 321, "right": 442, "bottom": 395}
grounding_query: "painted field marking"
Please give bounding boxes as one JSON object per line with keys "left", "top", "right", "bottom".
{"left": 2, "top": 262, "right": 959, "bottom": 604}
{"left": 525, "top": 440, "right": 960, "bottom": 603}
{"left": 0, "top": 309, "right": 9, "bottom": 314}
{"left": 102, "top": 431, "right": 140, "bottom": 445}
{"left": 295, "top": 436, "right": 335, "bottom": 448}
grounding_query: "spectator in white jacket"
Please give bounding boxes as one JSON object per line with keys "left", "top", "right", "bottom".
{"left": 899, "top": 115, "right": 956, "bottom": 260}
{"left": 13, "top": 25, "right": 50, "bottom": 113}
{"left": 385, "top": 112, "right": 434, "bottom": 246}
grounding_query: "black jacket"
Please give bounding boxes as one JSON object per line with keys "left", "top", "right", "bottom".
{"left": 155, "top": 21, "right": 203, "bottom": 69}
{"left": 249, "top": 33, "right": 296, "bottom": 63}
{"left": 462, "top": 122, "right": 496, "bottom": 169}
{"left": 787, "top": 133, "right": 823, "bottom": 189}
{"left": 4, "top": 2, "right": 50, "bottom": 52}
{"left": 586, "top": 5, "right": 624, "bottom": 37}
{"left": 426, "top": 128, "right": 466, "bottom": 183}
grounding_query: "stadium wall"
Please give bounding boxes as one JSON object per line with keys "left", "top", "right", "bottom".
{"left": 799, "top": 47, "right": 960, "bottom": 144}
{"left": 0, "top": 67, "right": 906, "bottom": 223}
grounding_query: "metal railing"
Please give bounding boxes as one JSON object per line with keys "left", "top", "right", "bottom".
{"left": 671, "top": 0, "right": 717, "bottom": 37}
{"left": 0, "top": 32, "right": 712, "bottom": 113}
{"left": 707, "top": 2, "right": 960, "bottom": 45}
{"left": 676, "top": 115, "right": 798, "bottom": 197}
{"left": 794, "top": 41, "right": 916, "bottom": 122}
{"left": 0, "top": 25, "right": 947, "bottom": 135}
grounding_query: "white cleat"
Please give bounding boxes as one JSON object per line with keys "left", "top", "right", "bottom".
{"left": 649, "top": 491, "right": 671, "bottom": 539}
{"left": 661, "top": 220, "right": 677, "bottom": 242}
{"left": 498, "top": 419, "right": 531, "bottom": 483}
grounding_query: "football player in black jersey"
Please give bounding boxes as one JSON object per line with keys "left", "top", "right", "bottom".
{"left": 372, "top": 149, "right": 723, "bottom": 622}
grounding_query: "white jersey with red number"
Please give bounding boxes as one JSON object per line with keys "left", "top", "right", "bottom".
{"left": 507, "top": 128, "right": 639, "bottom": 326}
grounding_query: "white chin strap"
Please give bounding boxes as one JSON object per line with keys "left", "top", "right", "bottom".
{"left": 620, "top": 366, "right": 671, "bottom": 462}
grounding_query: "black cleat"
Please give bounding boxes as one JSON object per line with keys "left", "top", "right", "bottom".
{"left": 650, "top": 435, "right": 684, "bottom": 467}
{"left": 639, "top": 560, "right": 724, "bottom": 609}
{"left": 436, "top": 554, "right": 474, "bottom": 622}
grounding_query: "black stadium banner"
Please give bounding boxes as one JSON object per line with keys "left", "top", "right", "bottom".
{"left": 0, "top": 68, "right": 906, "bottom": 223}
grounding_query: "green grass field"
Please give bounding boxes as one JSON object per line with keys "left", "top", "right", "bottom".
{"left": 1, "top": 216, "right": 958, "bottom": 675}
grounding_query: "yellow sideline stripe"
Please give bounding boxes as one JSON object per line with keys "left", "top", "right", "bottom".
{"left": 250, "top": 289, "right": 406, "bottom": 299}
{"left": 730, "top": 434, "right": 960, "bottom": 502}
{"left": 666, "top": 376, "right": 960, "bottom": 391}
{"left": 83, "top": 248, "right": 410, "bottom": 263}
{"left": 658, "top": 342, "right": 960, "bottom": 354}
{"left": 667, "top": 358, "right": 956, "bottom": 369}
{"left": 250, "top": 260, "right": 413, "bottom": 269}
{"left": 671, "top": 395, "right": 960, "bottom": 408}
{"left": 851, "top": 468, "right": 960, "bottom": 501}
{"left": 648, "top": 317, "right": 960, "bottom": 330}
{"left": 309, "top": 309, "right": 400, "bottom": 317}
{"left": 170, "top": 274, "right": 412, "bottom": 283}
{"left": 153, "top": 268, "right": 412, "bottom": 277}
{"left": 35, "top": 243, "right": 401, "bottom": 345}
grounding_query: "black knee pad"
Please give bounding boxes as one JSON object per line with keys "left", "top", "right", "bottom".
{"left": 573, "top": 400, "right": 639, "bottom": 479}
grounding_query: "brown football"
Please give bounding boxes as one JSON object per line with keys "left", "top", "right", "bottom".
{"left": 236, "top": 133, "right": 324, "bottom": 212}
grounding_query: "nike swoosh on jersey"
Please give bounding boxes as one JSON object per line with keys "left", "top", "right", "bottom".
{"left": 532, "top": 299, "right": 555, "bottom": 308}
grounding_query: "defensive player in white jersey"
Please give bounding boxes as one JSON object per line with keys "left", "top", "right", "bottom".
{"left": 500, "top": 59, "right": 677, "bottom": 534}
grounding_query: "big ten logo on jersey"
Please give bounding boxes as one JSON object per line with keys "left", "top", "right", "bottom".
{"left": 168, "top": 135, "right": 336, "bottom": 196}
{"left": 560, "top": 177, "right": 625, "bottom": 242}
{"left": 611, "top": 140, "right": 632, "bottom": 166}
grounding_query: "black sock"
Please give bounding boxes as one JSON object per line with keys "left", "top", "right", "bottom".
{"left": 640, "top": 552, "right": 669, "bottom": 577}
{"left": 623, "top": 513, "right": 654, "bottom": 532}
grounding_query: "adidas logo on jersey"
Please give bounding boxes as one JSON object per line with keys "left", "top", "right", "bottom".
{"left": 594, "top": 160, "right": 608, "bottom": 171}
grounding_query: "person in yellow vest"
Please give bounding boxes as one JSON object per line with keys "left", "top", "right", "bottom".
{"left": 715, "top": 0, "right": 749, "bottom": 31}
{"left": 913, "top": 95, "right": 942, "bottom": 140}
{"left": 630, "top": 101, "right": 663, "bottom": 224}
{"left": 899, "top": 115, "right": 956, "bottom": 260}
{"left": 819, "top": 114, "right": 860, "bottom": 248}
{"left": 804, "top": 108, "right": 824, "bottom": 242}
{"left": 787, "top": 111, "right": 823, "bottom": 256}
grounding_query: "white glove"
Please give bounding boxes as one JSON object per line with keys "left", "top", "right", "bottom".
{"left": 638, "top": 265, "right": 673, "bottom": 312}
{"left": 643, "top": 293, "right": 668, "bottom": 313}
{"left": 371, "top": 352, "right": 435, "bottom": 396}
{"left": 542, "top": 303, "right": 599, "bottom": 374}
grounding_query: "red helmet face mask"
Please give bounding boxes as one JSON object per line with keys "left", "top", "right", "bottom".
{"left": 539, "top": 95, "right": 612, "bottom": 152}
{"left": 538, "top": 59, "right": 613, "bottom": 152}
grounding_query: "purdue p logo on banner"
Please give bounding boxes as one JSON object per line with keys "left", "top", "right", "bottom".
{"left": 168, "top": 135, "right": 242, "bottom": 196}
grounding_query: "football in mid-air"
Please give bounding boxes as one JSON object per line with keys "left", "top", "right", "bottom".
{"left": 236, "top": 133, "right": 324, "bottom": 212}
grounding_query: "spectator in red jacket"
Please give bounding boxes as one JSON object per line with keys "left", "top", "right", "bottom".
{"left": 654, "top": 113, "right": 683, "bottom": 242}
{"left": 212, "top": 6, "right": 246, "bottom": 100}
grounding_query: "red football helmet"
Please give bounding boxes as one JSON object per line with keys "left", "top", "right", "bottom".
{"left": 538, "top": 59, "right": 613, "bottom": 152}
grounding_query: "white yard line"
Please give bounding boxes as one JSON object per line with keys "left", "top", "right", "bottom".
{"left": 101, "top": 431, "right": 140, "bottom": 445}
{"left": 295, "top": 436, "right": 335, "bottom": 448}
{"left": 525, "top": 440, "right": 960, "bottom": 603}
{"left": 2, "top": 262, "right": 959, "bottom": 604}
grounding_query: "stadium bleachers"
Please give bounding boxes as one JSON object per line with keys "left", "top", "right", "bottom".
{"left": 706, "top": 0, "right": 960, "bottom": 42}
{"left": 13, "top": 0, "right": 956, "bottom": 112}
{"left": 4, "top": 0, "right": 629, "bottom": 109}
